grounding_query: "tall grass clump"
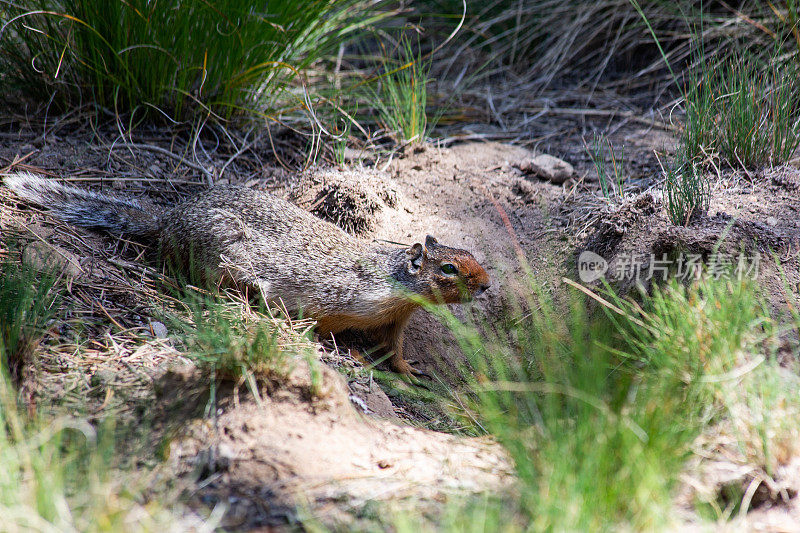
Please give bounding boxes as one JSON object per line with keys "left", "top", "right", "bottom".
{"left": 0, "top": 254, "right": 61, "bottom": 381}
{"left": 365, "top": 36, "right": 433, "bottom": 145}
{"left": 0, "top": 0, "right": 381, "bottom": 118}
{"left": 442, "top": 275, "right": 770, "bottom": 530}
{"left": 682, "top": 52, "right": 800, "bottom": 168}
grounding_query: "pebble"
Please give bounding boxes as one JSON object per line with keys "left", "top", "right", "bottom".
{"left": 149, "top": 321, "right": 168, "bottom": 338}
{"left": 517, "top": 154, "right": 576, "bottom": 184}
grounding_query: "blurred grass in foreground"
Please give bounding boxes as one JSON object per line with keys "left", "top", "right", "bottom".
{"left": 405, "top": 274, "right": 798, "bottom": 530}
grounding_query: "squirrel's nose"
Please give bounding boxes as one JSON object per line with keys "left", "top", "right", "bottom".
{"left": 475, "top": 283, "right": 490, "bottom": 296}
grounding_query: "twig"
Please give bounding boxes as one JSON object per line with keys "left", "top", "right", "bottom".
{"left": 0, "top": 150, "right": 38, "bottom": 174}
{"left": 219, "top": 131, "right": 261, "bottom": 178}
{"left": 97, "top": 299, "right": 126, "bottom": 331}
{"left": 561, "top": 277, "right": 651, "bottom": 331}
{"left": 113, "top": 143, "right": 212, "bottom": 176}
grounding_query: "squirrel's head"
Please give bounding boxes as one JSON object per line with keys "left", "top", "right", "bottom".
{"left": 405, "top": 235, "right": 490, "bottom": 304}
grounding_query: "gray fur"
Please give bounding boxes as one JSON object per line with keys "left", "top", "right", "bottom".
{"left": 5, "top": 172, "right": 161, "bottom": 237}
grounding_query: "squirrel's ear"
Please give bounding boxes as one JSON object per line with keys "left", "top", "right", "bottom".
{"left": 425, "top": 235, "right": 438, "bottom": 250}
{"left": 406, "top": 243, "right": 424, "bottom": 274}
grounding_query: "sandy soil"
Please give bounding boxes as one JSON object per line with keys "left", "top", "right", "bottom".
{"left": 152, "top": 359, "right": 512, "bottom": 529}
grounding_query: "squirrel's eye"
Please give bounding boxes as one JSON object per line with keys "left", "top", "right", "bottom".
{"left": 440, "top": 263, "right": 458, "bottom": 276}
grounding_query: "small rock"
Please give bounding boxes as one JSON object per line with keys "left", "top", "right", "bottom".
{"left": 149, "top": 321, "right": 168, "bottom": 338}
{"left": 377, "top": 459, "right": 392, "bottom": 469}
{"left": 22, "top": 241, "right": 83, "bottom": 279}
{"left": 767, "top": 216, "right": 778, "bottom": 227}
{"left": 517, "top": 154, "right": 575, "bottom": 184}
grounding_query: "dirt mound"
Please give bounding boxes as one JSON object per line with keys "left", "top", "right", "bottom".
{"left": 289, "top": 168, "right": 399, "bottom": 235}
{"left": 160, "top": 360, "right": 513, "bottom": 529}
{"left": 651, "top": 214, "right": 786, "bottom": 259}
{"left": 577, "top": 172, "right": 800, "bottom": 311}
{"left": 583, "top": 192, "right": 659, "bottom": 259}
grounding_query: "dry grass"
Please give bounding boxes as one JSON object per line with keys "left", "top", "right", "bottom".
{"left": 422, "top": 1, "right": 798, "bottom": 88}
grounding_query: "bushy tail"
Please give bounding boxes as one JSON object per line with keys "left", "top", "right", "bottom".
{"left": 4, "top": 172, "right": 163, "bottom": 238}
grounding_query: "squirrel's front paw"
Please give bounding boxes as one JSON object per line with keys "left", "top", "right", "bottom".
{"left": 391, "top": 358, "right": 431, "bottom": 380}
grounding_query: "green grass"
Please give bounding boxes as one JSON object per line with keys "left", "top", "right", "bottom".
{"left": 0, "top": 373, "right": 198, "bottom": 532}
{"left": 425, "top": 274, "right": 779, "bottom": 530}
{"left": 166, "top": 290, "right": 329, "bottom": 403}
{"left": 365, "top": 35, "right": 432, "bottom": 145}
{"left": 663, "top": 159, "right": 709, "bottom": 226}
{"left": 681, "top": 52, "right": 800, "bottom": 168}
{"left": 633, "top": 2, "right": 800, "bottom": 170}
{"left": 0, "top": 251, "right": 193, "bottom": 531}
{"left": 631, "top": 6, "right": 797, "bottom": 226}
{"left": 587, "top": 135, "right": 626, "bottom": 201}
{"left": 185, "top": 300, "right": 286, "bottom": 378}
{"left": 0, "top": 251, "right": 61, "bottom": 382}
{"left": 0, "top": 0, "right": 381, "bottom": 119}
{"left": 172, "top": 295, "right": 289, "bottom": 385}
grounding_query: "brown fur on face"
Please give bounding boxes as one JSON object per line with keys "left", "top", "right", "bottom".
{"left": 408, "top": 235, "right": 490, "bottom": 304}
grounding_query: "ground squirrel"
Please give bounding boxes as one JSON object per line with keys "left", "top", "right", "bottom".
{"left": 5, "top": 172, "right": 490, "bottom": 376}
